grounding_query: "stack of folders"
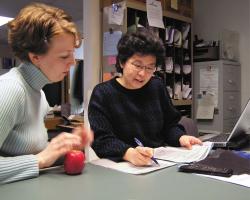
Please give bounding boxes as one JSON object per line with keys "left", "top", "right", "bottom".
{"left": 153, "top": 141, "right": 213, "bottom": 164}
{"left": 177, "top": 149, "right": 250, "bottom": 177}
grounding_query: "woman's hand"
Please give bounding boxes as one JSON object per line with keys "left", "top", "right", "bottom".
{"left": 123, "top": 147, "right": 154, "bottom": 166}
{"left": 36, "top": 125, "right": 93, "bottom": 169}
{"left": 179, "top": 135, "right": 202, "bottom": 150}
{"left": 74, "top": 125, "right": 94, "bottom": 149}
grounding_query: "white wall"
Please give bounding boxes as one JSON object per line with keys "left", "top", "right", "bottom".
{"left": 194, "top": 0, "right": 250, "bottom": 108}
{"left": 75, "top": 19, "right": 83, "bottom": 35}
{"left": 83, "top": 0, "right": 101, "bottom": 162}
{"left": 83, "top": 0, "right": 101, "bottom": 120}
{"left": 75, "top": 39, "right": 84, "bottom": 60}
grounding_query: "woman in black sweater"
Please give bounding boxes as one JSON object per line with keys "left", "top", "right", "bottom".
{"left": 88, "top": 29, "right": 202, "bottom": 166}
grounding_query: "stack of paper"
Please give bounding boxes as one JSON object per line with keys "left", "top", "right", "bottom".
{"left": 90, "top": 142, "right": 213, "bottom": 174}
{"left": 154, "top": 142, "right": 213, "bottom": 163}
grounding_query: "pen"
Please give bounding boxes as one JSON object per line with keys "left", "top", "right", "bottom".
{"left": 233, "top": 150, "right": 250, "bottom": 160}
{"left": 134, "top": 137, "right": 160, "bottom": 166}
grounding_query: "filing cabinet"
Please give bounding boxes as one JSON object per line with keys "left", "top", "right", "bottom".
{"left": 193, "top": 60, "right": 241, "bottom": 133}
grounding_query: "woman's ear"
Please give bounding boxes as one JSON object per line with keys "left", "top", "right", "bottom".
{"left": 28, "top": 52, "right": 41, "bottom": 67}
{"left": 119, "top": 61, "right": 124, "bottom": 69}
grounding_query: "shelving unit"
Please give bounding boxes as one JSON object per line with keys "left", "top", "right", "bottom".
{"left": 0, "top": 56, "right": 18, "bottom": 75}
{"left": 102, "top": 0, "right": 193, "bottom": 118}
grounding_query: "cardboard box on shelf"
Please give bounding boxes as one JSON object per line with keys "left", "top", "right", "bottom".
{"left": 44, "top": 117, "right": 63, "bottom": 130}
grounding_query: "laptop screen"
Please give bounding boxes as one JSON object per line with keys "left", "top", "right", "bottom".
{"left": 227, "top": 99, "right": 250, "bottom": 141}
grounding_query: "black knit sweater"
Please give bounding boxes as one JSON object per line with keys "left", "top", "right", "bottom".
{"left": 88, "top": 77, "right": 185, "bottom": 161}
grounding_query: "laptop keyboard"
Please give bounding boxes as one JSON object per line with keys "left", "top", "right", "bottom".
{"left": 208, "top": 134, "right": 230, "bottom": 142}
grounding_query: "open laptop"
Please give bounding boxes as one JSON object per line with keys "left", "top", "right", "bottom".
{"left": 204, "top": 99, "right": 250, "bottom": 148}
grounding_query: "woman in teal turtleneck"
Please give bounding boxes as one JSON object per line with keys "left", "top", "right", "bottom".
{"left": 0, "top": 3, "right": 92, "bottom": 184}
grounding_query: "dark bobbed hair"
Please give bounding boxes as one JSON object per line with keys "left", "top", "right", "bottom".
{"left": 115, "top": 29, "right": 165, "bottom": 73}
{"left": 8, "top": 3, "right": 81, "bottom": 62}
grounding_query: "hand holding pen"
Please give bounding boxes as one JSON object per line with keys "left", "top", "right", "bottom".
{"left": 134, "top": 138, "right": 160, "bottom": 166}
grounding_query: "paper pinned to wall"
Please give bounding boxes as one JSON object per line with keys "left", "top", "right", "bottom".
{"left": 199, "top": 66, "right": 218, "bottom": 107}
{"left": 108, "top": 1, "right": 126, "bottom": 25}
{"left": 146, "top": 0, "right": 164, "bottom": 29}
{"left": 103, "top": 31, "right": 122, "bottom": 56}
{"left": 196, "top": 93, "right": 215, "bottom": 120}
{"left": 171, "top": 0, "right": 178, "bottom": 10}
{"left": 107, "top": 55, "right": 117, "bottom": 65}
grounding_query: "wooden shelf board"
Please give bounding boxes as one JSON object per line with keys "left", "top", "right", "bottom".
{"left": 127, "top": 1, "right": 192, "bottom": 23}
{"left": 102, "top": 0, "right": 192, "bottom": 23}
{"left": 163, "top": 10, "right": 192, "bottom": 23}
{"left": 172, "top": 99, "right": 192, "bottom": 106}
{"left": 126, "top": 0, "right": 147, "bottom": 12}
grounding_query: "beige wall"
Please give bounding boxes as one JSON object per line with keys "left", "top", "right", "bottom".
{"left": 194, "top": 0, "right": 250, "bottom": 109}
{"left": 83, "top": 0, "right": 101, "bottom": 122}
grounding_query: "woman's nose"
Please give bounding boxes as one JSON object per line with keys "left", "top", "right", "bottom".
{"left": 68, "top": 54, "right": 76, "bottom": 67}
{"left": 138, "top": 68, "right": 146, "bottom": 76}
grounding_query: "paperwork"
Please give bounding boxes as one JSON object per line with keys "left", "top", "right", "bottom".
{"left": 196, "top": 93, "right": 215, "bottom": 120}
{"left": 103, "top": 31, "right": 122, "bottom": 56}
{"left": 88, "top": 146, "right": 175, "bottom": 175}
{"left": 89, "top": 142, "right": 213, "bottom": 175}
{"left": 198, "top": 174, "right": 250, "bottom": 188}
{"left": 199, "top": 66, "right": 219, "bottom": 107}
{"left": 154, "top": 142, "right": 213, "bottom": 163}
{"left": 90, "top": 159, "right": 175, "bottom": 175}
{"left": 107, "top": 1, "right": 126, "bottom": 25}
{"left": 146, "top": 0, "right": 164, "bottom": 29}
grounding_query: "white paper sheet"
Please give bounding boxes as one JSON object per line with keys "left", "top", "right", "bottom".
{"left": 146, "top": 0, "right": 164, "bottom": 29}
{"left": 199, "top": 66, "right": 218, "bottom": 107}
{"left": 198, "top": 174, "right": 250, "bottom": 188}
{"left": 171, "top": 0, "right": 178, "bottom": 10}
{"left": 196, "top": 93, "right": 215, "bottom": 119}
{"left": 154, "top": 142, "right": 213, "bottom": 163}
{"left": 108, "top": 2, "right": 126, "bottom": 25}
{"left": 90, "top": 159, "right": 175, "bottom": 175}
{"left": 103, "top": 31, "right": 122, "bottom": 56}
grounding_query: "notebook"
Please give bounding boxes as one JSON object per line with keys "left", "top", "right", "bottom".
{"left": 204, "top": 99, "right": 250, "bottom": 148}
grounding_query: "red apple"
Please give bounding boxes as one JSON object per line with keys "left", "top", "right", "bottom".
{"left": 64, "top": 150, "right": 85, "bottom": 175}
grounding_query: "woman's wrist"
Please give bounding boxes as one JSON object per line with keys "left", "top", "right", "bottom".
{"left": 123, "top": 147, "right": 134, "bottom": 161}
{"left": 36, "top": 154, "right": 46, "bottom": 169}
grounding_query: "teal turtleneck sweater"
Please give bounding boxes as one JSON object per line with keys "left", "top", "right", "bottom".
{"left": 0, "top": 62, "right": 51, "bottom": 184}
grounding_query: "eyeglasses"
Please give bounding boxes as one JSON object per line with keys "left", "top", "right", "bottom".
{"left": 130, "top": 62, "right": 156, "bottom": 74}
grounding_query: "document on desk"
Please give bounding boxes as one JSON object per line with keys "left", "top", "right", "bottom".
{"left": 198, "top": 174, "right": 250, "bottom": 188}
{"left": 90, "top": 159, "right": 176, "bottom": 175}
{"left": 154, "top": 142, "right": 213, "bottom": 163}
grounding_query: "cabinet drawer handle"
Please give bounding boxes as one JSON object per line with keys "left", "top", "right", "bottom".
{"left": 228, "top": 80, "right": 233, "bottom": 84}
{"left": 228, "top": 107, "right": 233, "bottom": 111}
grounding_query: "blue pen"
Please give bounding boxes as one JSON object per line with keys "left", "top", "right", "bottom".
{"left": 233, "top": 150, "right": 250, "bottom": 160}
{"left": 134, "top": 137, "right": 160, "bottom": 166}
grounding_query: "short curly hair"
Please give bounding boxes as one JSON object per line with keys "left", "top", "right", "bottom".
{"left": 8, "top": 3, "right": 81, "bottom": 62}
{"left": 115, "top": 29, "right": 165, "bottom": 73}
